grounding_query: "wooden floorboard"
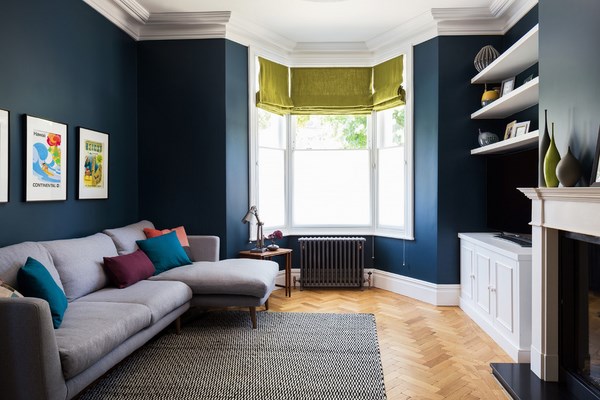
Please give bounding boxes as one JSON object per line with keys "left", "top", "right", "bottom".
{"left": 268, "top": 287, "right": 512, "bottom": 399}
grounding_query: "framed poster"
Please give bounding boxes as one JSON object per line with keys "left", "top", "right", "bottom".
{"left": 78, "top": 127, "right": 108, "bottom": 199}
{"left": 0, "top": 109, "right": 9, "bottom": 203}
{"left": 25, "top": 115, "right": 67, "bottom": 201}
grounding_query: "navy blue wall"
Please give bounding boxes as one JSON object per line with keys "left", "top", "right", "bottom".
{"left": 539, "top": 0, "right": 600, "bottom": 183}
{"left": 0, "top": 0, "right": 138, "bottom": 247}
{"left": 375, "top": 6, "right": 538, "bottom": 284}
{"left": 138, "top": 39, "right": 249, "bottom": 259}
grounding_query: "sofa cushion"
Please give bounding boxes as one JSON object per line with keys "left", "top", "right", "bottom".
{"left": 103, "top": 220, "right": 155, "bottom": 255}
{"left": 17, "top": 257, "right": 68, "bottom": 328}
{"left": 77, "top": 280, "right": 192, "bottom": 324}
{"left": 136, "top": 231, "right": 192, "bottom": 275}
{"left": 143, "top": 226, "right": 189, "bottom": 247}
{"left": 55, "top": 301, "right": 151, "bottom": 379}
{"left": 0, "top": 241, "right": 63, "bottom": 291}
{"left": 42, "top": 233, "right": 118, "bottom": 301}
{"left": 150, "top": 259, "right": 278, "bottom": 298}
{"left": 103, "top": 250, "right": 155, "bottom": 288}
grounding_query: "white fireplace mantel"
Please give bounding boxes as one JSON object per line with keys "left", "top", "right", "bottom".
{"left": 519, "top": 187, "right": 600, "bottom": 381}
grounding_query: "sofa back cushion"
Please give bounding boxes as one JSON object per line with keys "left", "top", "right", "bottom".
{"left": 103, "top": 220, "right": 155, "bottom": 255}
{"left": 0, "top": 241, "right": 64, "bottom": 291}
{"left": 42, "top": 233, "right": 118, "bottom": 301}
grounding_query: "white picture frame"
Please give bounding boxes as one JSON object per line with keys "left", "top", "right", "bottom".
{"left": 78, "top": 127, "right": 109, "bottom": 199}
{"left": 0, "top": 109, "right": 9, "bottom": 203}
{"left": 500, "top": 77, "right": 516, "bottom": 97}
{"left": 25, "top": 115, "right": 67, "bottom": 202}
{"left": 513, "top": 121, "right": 531, "bottom": 137}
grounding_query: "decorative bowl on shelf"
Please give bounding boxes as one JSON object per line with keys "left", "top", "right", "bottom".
{"left": 478, "top": 129, "right": 500, "bottom": 147}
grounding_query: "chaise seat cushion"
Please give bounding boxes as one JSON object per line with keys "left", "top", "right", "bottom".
{"left": 76, "top": 280, "right": 192, "bottom": 324}
{"left": 55, "top": 301, "right": 151, "bottom": 380}
{"left": 149, "top": 259, "right": 278, "bottom": 298}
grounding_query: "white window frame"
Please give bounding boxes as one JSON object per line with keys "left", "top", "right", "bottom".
{"left": 248, "top": 47, "right": 414, "bottom": 240}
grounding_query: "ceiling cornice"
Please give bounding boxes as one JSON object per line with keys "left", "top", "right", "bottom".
{"left": 84, "top": 0, "right": 538, "bottom": 62}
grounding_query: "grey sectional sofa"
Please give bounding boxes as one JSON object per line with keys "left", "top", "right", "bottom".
{"left": 0, "top": 220, "right": 278, "bottom": 400}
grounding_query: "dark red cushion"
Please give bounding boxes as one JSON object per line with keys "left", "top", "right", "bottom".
{"left": 103, "top": 250, "right": 155, "bottom": 288}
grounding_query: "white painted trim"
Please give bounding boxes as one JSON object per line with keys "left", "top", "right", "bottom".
{"left": 84, "top": 0, "right": 539, "bottom": 62}
{"left": 373, "top": 270, "right": 460, "bottom": 306}
{"left": 274, "top": 268, "right": 459, "bottom": 306}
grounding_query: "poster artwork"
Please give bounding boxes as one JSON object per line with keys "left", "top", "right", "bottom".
{"left": 32, "top": 129, "right": 62, "bottom": 189}
{"left": 83, "top": 140, "right": 104, "bottom": 188}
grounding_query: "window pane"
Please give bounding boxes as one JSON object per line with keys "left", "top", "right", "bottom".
{"left": 378, "top": 106, "right": 405, "bottom": 148}
{"left": 258, "top": 108, "right": 286, "bottom": 149}
{"left": 258, "top": 148, "right": 285, "bottom": 227}
{"left": 378, "top": 147, "right": 404, "bottom": 227}
{"left": 295, "top": 115, "right": 368, "bottom": 150}
{"left": 293, "top": 150, "right": 370, "bottom": 225}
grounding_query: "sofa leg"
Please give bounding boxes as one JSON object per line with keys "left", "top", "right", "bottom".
{"left": 265, "top": 299, "right": 269, "bottom": 310}
{"left": 175, "top": 317, "right": 181, "bottom": 335}
{"left": 249, "top": 307, "right": 257, "bottom": 329}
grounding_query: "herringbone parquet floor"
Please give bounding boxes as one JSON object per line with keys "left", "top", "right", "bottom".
{"left": 267, "top": 287, "right": 511, "bottom": 400}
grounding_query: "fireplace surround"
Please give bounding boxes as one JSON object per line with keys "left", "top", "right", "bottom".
{"left": 520, "top": 188, "right": 600, "bottom": 387}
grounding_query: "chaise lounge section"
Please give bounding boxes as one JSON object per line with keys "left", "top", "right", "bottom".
{"left": 0, "top": 220, "right": 278, "bottom": 400}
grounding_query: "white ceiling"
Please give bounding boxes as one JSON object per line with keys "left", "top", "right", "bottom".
{"left": 136, "top": 0, "right": 494, "bottom": 43}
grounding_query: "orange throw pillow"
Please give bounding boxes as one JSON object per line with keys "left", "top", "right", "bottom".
{"left": 143, "top": 226, "right": 189, "bottom": 247}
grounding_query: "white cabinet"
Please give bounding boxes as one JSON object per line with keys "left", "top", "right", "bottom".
{"left": 459, "top": 232, "right": 532, "bottom": 362}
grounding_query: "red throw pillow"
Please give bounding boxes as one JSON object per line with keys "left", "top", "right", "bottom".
{"left": 103, "top": 250, "right": 155, "bottom": 288}
{"left": 143, "top": 226, "right": 189, "bottom": 247}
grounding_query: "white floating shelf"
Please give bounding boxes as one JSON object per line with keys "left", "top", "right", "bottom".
{"left": 471, "top": 77, "right": 539, "bottom": 119}
{"left": 472, "top": 24, "right": 538, "bottom": 84}
{"left": 471, "top": 130, "right": 539, "bottom": 155}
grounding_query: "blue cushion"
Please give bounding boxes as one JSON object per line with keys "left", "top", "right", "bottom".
{"left": 17, "top": 257, "right": 68, "bottom": 329}
{"left": 136, "top": 231, "right": 192, "bottom": 275}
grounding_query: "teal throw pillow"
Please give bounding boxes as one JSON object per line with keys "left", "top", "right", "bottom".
{"left": 17, "top": 257, "right": 68, "bottom": 329}
{"left": 136, "top": 231, "right": 192, "bottom": 275}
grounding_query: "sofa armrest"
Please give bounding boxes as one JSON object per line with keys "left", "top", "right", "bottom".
{"left": 188, "top": 235, "right": 220, "bottom": 261}
{"left": 0, "top": 298, "right": 67, "bottom": 400}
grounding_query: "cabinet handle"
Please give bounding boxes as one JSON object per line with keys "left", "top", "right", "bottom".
{"left": 491, "top": 286, "right": 496, "bottom": 292}
{"left": 470, "top": 274, "right": 475, "bottom": 278}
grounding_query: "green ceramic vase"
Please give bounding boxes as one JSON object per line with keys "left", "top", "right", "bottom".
{"left": 543, "top": 123, "right": 561, "bottom": 187}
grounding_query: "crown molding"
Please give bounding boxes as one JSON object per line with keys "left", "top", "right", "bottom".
{"left": 84, "top": 0, "right": 538, "bottom": 60}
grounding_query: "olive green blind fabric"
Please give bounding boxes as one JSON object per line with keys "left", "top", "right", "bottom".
{"left": 372, "top": 55, "right": 405, "bottom": 111}
{"left": 290, "top": 67, "right": 373, "bottom": 115}
{"left": 256, "top": 55, "right": 404, "bottom": 115}
{"left": 256, "top": 57, "right": 293, "bottom": 115}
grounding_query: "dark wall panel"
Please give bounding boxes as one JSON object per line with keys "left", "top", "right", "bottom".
{"left": 374, "top": 38, "right": 439, "bottom": 283}
{"left": 539, "top": 0, "right": 600, "bottom": 185}
{"left": 138, "top": 40, "right": 227, "bottom": 246}
{"left": 0, "top": 0, "right": 138, "bottom": 247}
{"left": 224, "top": 41, "right": 250, "bottom": 258}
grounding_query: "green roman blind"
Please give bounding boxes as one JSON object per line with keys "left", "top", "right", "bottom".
{"left": 290, "top": 67, "right": 373, "bottom": 115}
{"left": 256, "top": 57, "right": 293, "bottom": 115}
{"left": 372, "top": 55, "right": 405, "bottom": 111}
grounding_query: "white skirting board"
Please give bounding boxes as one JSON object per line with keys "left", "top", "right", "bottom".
{"left": 275, "top": 268, "right": 460, "bottom": 306}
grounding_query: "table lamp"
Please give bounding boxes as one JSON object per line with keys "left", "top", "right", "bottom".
{"left": 242, "top": 206, "right": 266, "bottom": 253}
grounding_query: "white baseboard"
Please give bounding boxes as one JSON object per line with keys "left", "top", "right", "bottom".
{"left": 372, "top": 270, "right": 460, "bottom": 306}
{"left": 276, "top": 268, "right": 460, "bottom": 306}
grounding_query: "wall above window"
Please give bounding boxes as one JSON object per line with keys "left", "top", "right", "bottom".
{"left": 84, "top": 0, "right": 538, "bottom": 64}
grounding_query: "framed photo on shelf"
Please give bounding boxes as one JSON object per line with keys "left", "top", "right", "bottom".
{"left": 500, "top": 77, "right": 516, "bottom": 97}
{"left": 25, "top": 115, "right": 67, "bottom": 202}
{"left": 513, "top": 121, "right": 530, "bottom": 137}
{"left": 0, "top": 109, "right": 9, "bottom": 203}
{"left": 78, "top": 127, "right": 109, "bottom": 199}
{"left": 590, "top": 126, "right": 600, "bottom": 187}
{"left": 504, "top": 120, "right": 517, "bottom": 140}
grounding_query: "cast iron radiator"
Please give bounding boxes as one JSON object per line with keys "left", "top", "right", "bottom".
{"left": 298, "top": 237, "right": 366, "bottom": 289}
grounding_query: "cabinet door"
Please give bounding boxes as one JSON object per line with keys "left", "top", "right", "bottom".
{"left": 475, "top": 252, "right": 492, "bottom": 318}
{"left": 493, "top": 257, "right": 515, "bottom": 338}
{"left": 460, "top": 242, "right": 475, "bottom": 301}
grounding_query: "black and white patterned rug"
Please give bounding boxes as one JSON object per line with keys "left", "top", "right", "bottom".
{"left": 80, "top": 311, "right": 387, "bottom": 400}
